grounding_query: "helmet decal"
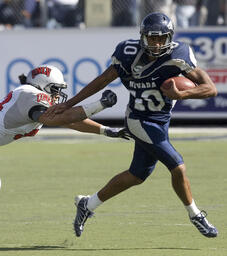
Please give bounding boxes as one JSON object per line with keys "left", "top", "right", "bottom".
{"left": 32, "top": 67, "right": 51, "bottom": 79}
{"left": 167, "top": 20, "right": 174, "bottom": 30}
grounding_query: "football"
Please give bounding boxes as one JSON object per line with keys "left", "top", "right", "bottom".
{"left": 161, "top": 76, "right": 196, "bottom": 91}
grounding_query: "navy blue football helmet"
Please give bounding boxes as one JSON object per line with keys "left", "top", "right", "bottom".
{"left": 140, "top": 12, "right": 174, "bottom": 57}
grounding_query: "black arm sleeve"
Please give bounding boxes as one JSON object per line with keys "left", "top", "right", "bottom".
{"left": 28, "top": 105, "right": 48, "bottom": 122}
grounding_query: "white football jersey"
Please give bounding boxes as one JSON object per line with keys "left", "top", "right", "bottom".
{"left": 0, "top": 84, "right": 53, "bottom": 146}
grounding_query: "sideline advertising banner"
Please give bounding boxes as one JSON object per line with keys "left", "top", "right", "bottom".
{"left": 0, "top": 28, "right": 227, "bottom": 120}
{"left": 0, "top": 28, "right": 137, "bottom": 119}
{"left": 174, "top": 29, "right": 227, "bottom": 119}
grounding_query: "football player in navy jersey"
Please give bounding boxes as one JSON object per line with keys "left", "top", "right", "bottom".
{"left": 47, "top": 13, "right": 218, "bottom": 238}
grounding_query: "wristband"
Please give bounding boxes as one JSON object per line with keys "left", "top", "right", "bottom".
{"left": 82, "top": 100, "right": 104, "bottom": 118}
{"left": 100, "top": 125, "right": 107, "bottom": 135}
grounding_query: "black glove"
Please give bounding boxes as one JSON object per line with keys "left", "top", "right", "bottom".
{"left": 100, "top": 90, "right": 117, "bottom": 108}
{"left": 104, "top": 127, "right": 132, "bottom": 140}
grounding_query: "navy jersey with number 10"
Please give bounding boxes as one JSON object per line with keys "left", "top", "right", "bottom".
{"left": 111, "top": 39, "right": 197, "bottom": 123}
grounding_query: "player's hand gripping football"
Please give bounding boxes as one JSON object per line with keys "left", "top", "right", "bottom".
{"left": 160, "top": 79, "right": 182, "bottom": 100}
{"left": 100, "top": 90, "right": 117, "bottom": 108}
{"left": 104, "top": 127, "right": 132, "bottom": 140}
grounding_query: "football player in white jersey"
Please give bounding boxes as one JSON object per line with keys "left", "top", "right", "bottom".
{"left": 0, "top": 65, "right": 129, "bottom": 146}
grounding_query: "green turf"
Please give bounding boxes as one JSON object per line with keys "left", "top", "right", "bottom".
{"left": 0, "top": 138, "right": 226, "bottom": 256}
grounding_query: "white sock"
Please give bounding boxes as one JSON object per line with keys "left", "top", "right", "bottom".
{"left": 87, "top": 192, "right": 103, "bottom": 211}
{"left": 185, "top": 199, "right": 201, "bottom": 218}
{"left": 82, "top": 100, "right": 104, "bottom": 118}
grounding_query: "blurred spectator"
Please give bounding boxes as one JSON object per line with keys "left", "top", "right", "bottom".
{"left": 195, "top": 0, "right": 208, "bottom": 26}
{"left": 112, "top": 0, "right": 137, "bottom": 26}
{"left": 0, "top": 0, "right": 18, "bottom": 29}
{"left": 158, "top": 0, "right": 175, "bottom": 23}
{"left": 205, "top": 0, "right": 226, "bottom": 25}
{"left": 220, "top": 0, "right": 227, "bottom": 25}
{"left": 48, "top": 0, "right": 84, "bottom": 28}
{"left": 141, "top": 0, "right": 175, "bottom": 23}
{"left": 1, "top": 0, "right": 226, "bottom": 29}
{"left": 22, "top": 0, "right": 41, "bottom": 27}
{"left": 174, "top": 0, "right": 197, "bottom": 27}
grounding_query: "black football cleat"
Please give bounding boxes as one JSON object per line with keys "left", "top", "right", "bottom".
{"left": 73, "top": 195, "right": 94, "bottom": 237}
{"left": 190, "top": 211, "right": 218, "bottom": 238}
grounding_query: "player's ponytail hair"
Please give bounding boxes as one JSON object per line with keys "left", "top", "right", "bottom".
{"left": 18, "top": 74, "right": 27, "bottom": 84}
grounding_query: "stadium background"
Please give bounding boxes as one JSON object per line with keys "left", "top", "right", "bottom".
{"left": 1, "top": 2, "right": 227, "bottom": 255}
{"left": 1, "top": 0, "right": 227, "bottom": 125}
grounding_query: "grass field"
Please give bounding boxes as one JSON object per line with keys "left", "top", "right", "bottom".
{"left": 0, "top": 134, "right": 227, "bottom": 256}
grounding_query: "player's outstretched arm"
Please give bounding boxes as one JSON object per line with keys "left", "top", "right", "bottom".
{"left": 64, "top": 119, "right": 102, "bottom": 134}
{"left": 38, "top": 106, "right": 87, "bottom": 126}
{"left": 45, "top": 65, "right": 119, "bottom": 116}
{"left": 64, "top": 119, "right": 131, "bottom": 140}
{"left": 34, "top": 90, "right": 117, "bottom": 126}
